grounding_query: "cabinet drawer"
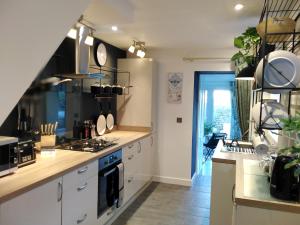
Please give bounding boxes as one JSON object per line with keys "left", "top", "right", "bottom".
{"left": 123, "top": 142, "right": 138, "bottom": 157}
{"left": 63, "top": 160, "right": 97, "bottom": 191}
{"left": 124, "top": 175, "right": 136, "bottom": 203}
{"left": 62, "top": 176, "right": 97, "bottom": 225}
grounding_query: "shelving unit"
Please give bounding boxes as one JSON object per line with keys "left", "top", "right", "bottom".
{"left": 253, "top": 0, "right": 300, "bottom": 133}
{"left": 56, "top": 65, "right": 132, "bottom": 99}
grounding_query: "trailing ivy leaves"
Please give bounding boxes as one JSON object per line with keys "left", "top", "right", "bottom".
{"left": 280, "top": 112, "right": 300, "bottom": 133}
{"left": 234, "top": 37, "right": 244, "bottom": 49}
{"left": 284, "top": 158, "right": 300, "bottom": 169}
{"left": 231, "top": 27, "right": 260, "bottom": 75}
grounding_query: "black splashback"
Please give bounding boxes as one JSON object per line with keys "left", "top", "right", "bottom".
{"left": 0, "top": 37, "right": 126, "bottom": 137}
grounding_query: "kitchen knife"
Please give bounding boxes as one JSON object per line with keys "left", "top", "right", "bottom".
{"left": 45, "top": 124, "right": 48, "bottom": 135}
{"left": 54, "top": 122, "right": 58, "bottom": 134}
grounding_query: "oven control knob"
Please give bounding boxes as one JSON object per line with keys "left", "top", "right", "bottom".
{"left": 104, "top": 160, "right": 109, "bottom": 165}
{"left": 113, "top": 156, "right": 118, "bottom": 160}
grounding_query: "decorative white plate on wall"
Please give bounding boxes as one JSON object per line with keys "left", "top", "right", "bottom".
{"left": 252, "top": 101, "right": 288, "bottom": 129}
{"left": 255, "top": 50, "right": 300, "bottom": 93}
{"left": 106, "top": 113, "right": 114, "bottom": 131}
{"left": 96, "top": 43, "right": 107, "bottom": 66}
{"left": 97, "top": 115, "right": 106, "bottom": 135}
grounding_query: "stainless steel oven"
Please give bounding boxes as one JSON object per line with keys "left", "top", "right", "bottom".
{"left": 0, "top": 136, "right": 18, "bottom": 177}
{"left": 98, "top": 149, "right": 124, "bottom": 218}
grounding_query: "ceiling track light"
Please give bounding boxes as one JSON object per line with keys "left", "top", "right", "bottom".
{"left": 85, "top": 29, "right": 94, "bottom": 46}
{"left": 128, "top": 41, "right": 136, "bottom": 53}
{"left": 128, "top": 40, "right": 146, "bottom": 58}
{"left": 67, "top": 15, "right": 95, "bottom": 46}
{"left": 67, "top": 28, "right": 77, "bottom": 39}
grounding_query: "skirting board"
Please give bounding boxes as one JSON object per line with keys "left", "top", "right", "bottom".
{"left": 152, "top": 175, "right": 192, "bottom": 186}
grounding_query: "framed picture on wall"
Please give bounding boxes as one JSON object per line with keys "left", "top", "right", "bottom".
{"left": 167, "top": 72, "right": 183, "bottom": 104}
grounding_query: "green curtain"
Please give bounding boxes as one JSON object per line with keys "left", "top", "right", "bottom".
{"left": 236, "top": 80, "right": 252, "bottom": 140}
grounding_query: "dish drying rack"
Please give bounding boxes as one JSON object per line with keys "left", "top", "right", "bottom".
{"left": 252, "top": 0, "right": 300, "bottom": 133}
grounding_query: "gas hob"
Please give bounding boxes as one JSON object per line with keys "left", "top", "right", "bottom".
{"left": 57, "top": 138, "right": 117, "bottom": 152}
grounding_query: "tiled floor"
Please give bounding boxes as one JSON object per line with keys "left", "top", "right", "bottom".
{"left": 112, "top": 161, "right": 212, "bottom": 225}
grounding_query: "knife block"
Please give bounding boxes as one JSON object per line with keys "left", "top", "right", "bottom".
{"left": 41, "top": 135, "right": 56, "bottom": 147}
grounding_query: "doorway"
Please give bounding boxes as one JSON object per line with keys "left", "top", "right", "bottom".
{"left": 191, "top": 72, "right": 241, "bottom": 178}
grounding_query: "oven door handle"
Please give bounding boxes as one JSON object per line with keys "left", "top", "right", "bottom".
{"left": 101, "top": 167, "right": 116, "bottom": 177}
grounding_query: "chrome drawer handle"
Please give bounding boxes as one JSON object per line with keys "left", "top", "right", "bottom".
{"left": 128, "top": 144, "right": 134, "bottom": 149}
{"left": 137, "top": 141, "right": 141, "bottom": 153}
{"left": 77, "top": 166, "right": 88, "bottom": 174}
{"left": 128, "top": 154, "right": 134, "bottom": 160}
{"left": 77, "top": 182, "right": 88, "bottom": 192}
{"left": 57, "top": 181, "right": 63, "bottom": 202}
{"left": 128, "top": 177, "right": 133, "bottom": 183}
{"left": 77, "top": 214, "right": 87, "bottom": 224}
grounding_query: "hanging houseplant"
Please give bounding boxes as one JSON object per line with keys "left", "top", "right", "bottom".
{"left": 231, "top": 27, "right": 260, "bottom": 77}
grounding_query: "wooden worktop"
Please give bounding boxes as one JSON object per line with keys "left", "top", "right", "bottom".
{"left": 212, "top": 141, "right": 300, "bottom": 214}
{"left": 0, "top": 131, "right": 151, "bottom": 204}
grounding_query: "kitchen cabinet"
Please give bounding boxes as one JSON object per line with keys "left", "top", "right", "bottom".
{"left": 123, "top": 136, "right": 154, "bottom": 204}
{"left": 62, "top": 160, "right": 98, "bottom": 225}
{"left": 210, "top": 162, "right": 235, "bottom": 225}
{"left": 117, "top": 58, "right": 158, "bottom": 132}
{"left": 123, "top": 141, "right": 140, "bottom": 203}
{"left": 234, "top": 205, "right": 299, "bottom": 225}
{"left": 0, "top": 177, "right": 62, "bottom": 225}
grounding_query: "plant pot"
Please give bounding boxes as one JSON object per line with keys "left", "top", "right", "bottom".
{"left": 236, "top": 64, "right": 255, "bottom": 79}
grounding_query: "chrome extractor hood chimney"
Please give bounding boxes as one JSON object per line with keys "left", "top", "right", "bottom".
{"left": 76, "top": 25, "right": 90, "bottom": 74}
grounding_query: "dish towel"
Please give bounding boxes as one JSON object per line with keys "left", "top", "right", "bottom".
{"left": 117, "top": 162, "right": 124, "bottom": 208}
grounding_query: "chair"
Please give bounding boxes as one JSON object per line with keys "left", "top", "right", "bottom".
{"left": 203, "top": 132, "right": 227, "bottom": 161}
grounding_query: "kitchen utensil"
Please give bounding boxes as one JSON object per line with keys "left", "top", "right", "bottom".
{"left": 91, "top": 83, "right": 104, "bottom": 95}
{"left": 106, "top": 102, "right": 114, "bottom": 131}
{"left": 97, "top": 115, "right": 106, "bottom": 135}
{"left": 252, "top": 101, "right": 288, "bottom": 129}
{"left": 255, "top": 50, "right": 300, "bottom": 93}
{"left": 103, "top": 85, "right": 112, "bottom": 94}
{"left": 54, "top": 122, "right": 58, "bottom": 133}
{"left": 91, "top": 124, "right": 96, "bottom": 139}
{"left": 112, "top": 85, "right": 123, "bottom": 95}
{"left": 256, "top": 17, "right": 296, "bottom": 43}
{"left": 106, "top": 114, "right": 114, "bottom": 131}
{"left": 252, "top": 134, "right": 269, "bottom": 154}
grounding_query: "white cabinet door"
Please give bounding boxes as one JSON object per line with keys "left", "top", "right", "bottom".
{"left": 140, "top": 136, "right": 152, "bottom": 184}
{"left": 0, "top": 177, "right": 62, "bottom": 225}
{"left": 210, "top": 162, "right": 235, "bottom": 225}
{"left": 234, "top": 205, "right": 300, "bottom": 225}
{"left": 123, "top": 143, "right": 139, "bottom": 203}
{"left": 62, "top": 175, "right": 98, "bottom": 225}
{"left": 117, "top": 58, "right": 157, "bottom": 131}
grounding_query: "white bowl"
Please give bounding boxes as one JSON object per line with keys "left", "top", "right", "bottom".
{"left": 252, "top": 101, "right": 288, "bottom": 129}
{"left": 255, "top": 50, "right": 300, "bottom": 93}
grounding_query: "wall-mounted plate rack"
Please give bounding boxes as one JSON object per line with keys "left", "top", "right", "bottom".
{"left": 253, "top": 0, "right": 300, "bottom": 133}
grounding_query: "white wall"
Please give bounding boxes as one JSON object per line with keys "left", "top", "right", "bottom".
{"left": 0, "top": 0, "right": 91, "bottom": 126}
{"left": 148, "top": 49, "right": 234, "bottom": 185}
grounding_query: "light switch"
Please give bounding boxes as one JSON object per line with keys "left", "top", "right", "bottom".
{"left": 177, "top": 117, "right": 182, "bottom": 123}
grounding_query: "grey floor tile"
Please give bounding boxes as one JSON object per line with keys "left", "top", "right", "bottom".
{"left": 112, "top": 174, "right": 212, "bottom": 225}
